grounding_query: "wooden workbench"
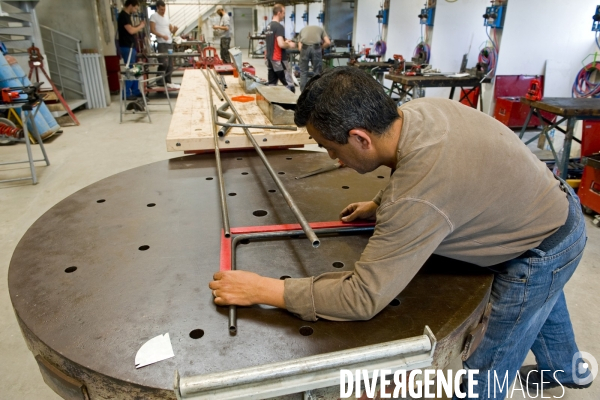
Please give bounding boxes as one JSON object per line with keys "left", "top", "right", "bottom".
{"left": 166, "top": 70, "right": 314, "bottom": 152}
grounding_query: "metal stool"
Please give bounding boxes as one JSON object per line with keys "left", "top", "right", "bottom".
{"left": 0, "top": 101, "right": 50, "bottom": 185}
{"left": 119, "top": 65, "right": 173, "bottom": 124}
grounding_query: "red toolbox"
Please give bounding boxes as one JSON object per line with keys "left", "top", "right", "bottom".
{"left": 493, "top": 75, "right": 555, "bottom": 128}
{"left": 579, "top": 122, "right": 600, "bottom": 214}
{"left": 579, "top": 154, "right": 600, "bottom": 214}
{"left": 582, "top": 120, "right": 600, "bottom": 157}
{"left": 493, "top": 96, "right": 555, "bottom": 128}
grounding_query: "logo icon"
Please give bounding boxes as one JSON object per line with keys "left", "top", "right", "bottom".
{"left": 572, "top": 351, "right": 598, "bottom": 385}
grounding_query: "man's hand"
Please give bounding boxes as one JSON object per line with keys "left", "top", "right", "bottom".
{"left": 209, "top": 271, "right": 285, "bottom": 308}
{"left": 340, "top": 201, "right": 378, "bottom": 222}
{"left": 286, "top": 40, "right": 297, "bottom": 48}
{"left": 162, "top": 34, "right": 169, "bottom": 40}
{"left": 139, "top": 20, "right": 146, "bottom": 29}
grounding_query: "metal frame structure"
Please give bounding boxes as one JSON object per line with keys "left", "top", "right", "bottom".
{"left": 0, "top": 102, "right": 50, "bottom": 184}
{"left": 203, "top": 67, "right": 320, "bottom": 247}
{"left": 119, "top": 67, "right": 173, "bottom": 123}
{"left": 220, "top": 221, "right": 376, "bottom": 333}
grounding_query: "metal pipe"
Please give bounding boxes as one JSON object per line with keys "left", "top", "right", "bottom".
{"left": 216, "top": 103, "right": 236, "bottom": 137}
{"left": 206, "top": 68, "right": 320, "bottom": 248}
{"left": 203, "top": 69, "right": 231, "bottom": 238}
{"left": 229, "top": 226, "right": 375, "bottom": 333}
{"left": 208, "top": 78, "right": 224, "bottom": 101}
{"left": 215, "top": 122, "right": 298, "bottom": 131}
{"left": 217, "top": 115, "right": 237, "bottom": 137}
{"left": 217, "top": 110, "right": 232, "bottom": 118}
{"left": 176, "top": 325, "right": 433, "bottom": 398}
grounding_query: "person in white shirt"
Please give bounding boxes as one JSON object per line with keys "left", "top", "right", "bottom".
{"left": 212, "top": 6, "right": 231, "bottom": 63}
{"left": 149, "top": 0, "right": 179, "bottom": 88}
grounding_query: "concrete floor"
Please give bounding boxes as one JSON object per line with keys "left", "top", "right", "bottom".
{"left": 0, "top": 57, "right": 599, "bottom": 399}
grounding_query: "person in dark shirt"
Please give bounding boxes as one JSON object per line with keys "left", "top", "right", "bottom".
{"left": 118, "top": 0, "right": 145, "bottom": 100}
{"left": 265, "top": 4, "right": 296, "bottom": 92}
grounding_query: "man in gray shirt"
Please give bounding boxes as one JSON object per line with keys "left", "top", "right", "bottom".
{"left": 297, "top": 25, "right": 330, "bottom": 91}
{"left": 213, "top": 6, "right": 231, "bottom": 63}
{"left": 210, "top": 67, "right": 592, "bottom": 398}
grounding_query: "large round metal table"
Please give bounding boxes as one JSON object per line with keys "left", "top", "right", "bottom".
{"left": 9, "top": 150, "right": 493, "bottom": 399}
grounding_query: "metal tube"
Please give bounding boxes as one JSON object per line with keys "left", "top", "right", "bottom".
{"left": 229, "top": 226, "right": 375, "bottom": 333}
{"left": 209, "top": 78, "right": 224, "bottom": 101}
{"left": 206, "top": 68, "right": 320, "bottom": 248}
{"left": 215, "top": 122, "right": 298, "bottom": 131}
{"left": 217, "top": 110, "right": 232, "bottom": 118}
{"left": 203, "top": 68, "right": 231, "bottom": 238}
{"left": 217, "top": 115, "right": 237, "bottom": 137}
{"left": 177, "top": 326, "right": 432, "bottom": 397}
{"left": 216, "top": 101, "right": 235, "bottom": 137}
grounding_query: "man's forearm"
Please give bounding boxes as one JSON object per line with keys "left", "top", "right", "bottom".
{"left": 255, "top": 276, "right": 286, "bottom": 308}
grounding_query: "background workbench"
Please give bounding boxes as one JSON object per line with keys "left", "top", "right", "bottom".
{"left": 166, "top": 70, "right": 315, "bottom": 152}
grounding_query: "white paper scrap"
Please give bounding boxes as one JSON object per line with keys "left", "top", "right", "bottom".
{"left": 135, "top": 333, "right": 175, "bottom": 369}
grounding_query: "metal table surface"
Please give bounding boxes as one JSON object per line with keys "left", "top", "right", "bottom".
{"left": 384, "top": 73, "right": 483, "bottom": 88}
{"left": 384, "top": 74, "right": 489, "bottom": 110}
{"left": 519, "top": 97, "right": 600, "bottom": 117}
{"left": 9, "top": 151, "right": 492, "bottom": 399}
{"left": 517, "top": 97, "right": 600, "bottom": 180}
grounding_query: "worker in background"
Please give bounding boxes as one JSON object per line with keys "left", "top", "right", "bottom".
{"left": 265, "top": 3, "right": 296, "bottom": 92}
{"left": 210, "top": 67, "right": 592, "bottom": 399}
{"left": 149, "top": 0, "right": 179, "bottom": 89}
{"left": 117, "top": 0, "right": 145, "bottom": 100}
{"left": 212, "top": 6, "right": 231, "bottom": 64}
{"left": 297, "top": 24, "right": 330, "bottom": 91}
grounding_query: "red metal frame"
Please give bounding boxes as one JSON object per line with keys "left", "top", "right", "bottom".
{"left": 219, "top": 221, "right": 376, "bottom": 271}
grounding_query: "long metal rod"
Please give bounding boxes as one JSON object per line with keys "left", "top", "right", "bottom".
{"left": 175, "top": 326, "right": 435, "bottom": 399}
{"left": 215, "top": 122, "right": 298, "bottom": 131}
{"left": 209, "top": 78, "right": 224, "bottom": 101}
{"left": 229, "top": 226, "right": 375, "bottom": 333}
{"left": 206, "top": 68, "right": 320, "bottom": 248}
{"left": 203, "top": 68, "right": 231, "bottom": 238}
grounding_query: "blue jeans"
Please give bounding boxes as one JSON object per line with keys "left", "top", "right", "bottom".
{"left": 299, "top": 44, "right": 322, "bottom": 91}
{"left": 120, "top": 46, "right": 141, "bottom": 97}
{"left": 457, "top": 181, "right": 588, "bottom": 399}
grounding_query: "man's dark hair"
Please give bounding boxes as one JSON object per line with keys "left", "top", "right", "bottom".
{"left": 125, "top": 0, "right": 139, "bottom": 7}
{"left": 155, "top": 0, "right": 165, "bottom": 8}
{"left": 295, "top": 67, "right": 400, "bottom": 144}
{"left": 273, "top": 4, "right": 284, "bottom": 15}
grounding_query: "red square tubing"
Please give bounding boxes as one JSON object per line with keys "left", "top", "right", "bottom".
{"left": 219, "top": 221, "right": 375, "bottom": 271}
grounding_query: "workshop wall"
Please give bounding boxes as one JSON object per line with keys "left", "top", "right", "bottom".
{"left": 36, "top": 0, "right": 111, "bottom": 106}
{"left": 385, "top": 1, "right": 423, "bottom": 63}
{"left": 308, "top": 3, "right": 322, "bottom": 28}
{"left": 256, "top": 5, "right": 270, "bottom": 34}
{"left": 325, "top": 0, "right": 354, "bottom": 42}
{"left": 295, "top": 3, "right": 308, "bottom": 36}
{"left": 284, "top": 5, "right": 295, "bottom": 39}
{"left": 426, "top": 0, "right": 492, "bottom": 111}
{"left": 353, "top": 0, "right": 381, "bottom": 52}
{"left": 37, "top": 0, "right": 100, "bottom": 51}
{"left": 497, "top": 0, "right": 598, "bottom": 98}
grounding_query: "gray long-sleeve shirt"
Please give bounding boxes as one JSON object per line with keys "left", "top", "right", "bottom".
{"left": 284, "top": 98, "right": 568, "bottom": 321}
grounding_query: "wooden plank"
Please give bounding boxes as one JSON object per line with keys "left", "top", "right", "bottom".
{"left": 166, "top": 70, "right": 314, "bottom": 152}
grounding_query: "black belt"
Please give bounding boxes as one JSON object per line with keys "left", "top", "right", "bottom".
{"left": 302, "top": 43, "right": 321, "bottom": 48}
{"left": 536, "top": 179, "right": 578, "bottom": 253}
